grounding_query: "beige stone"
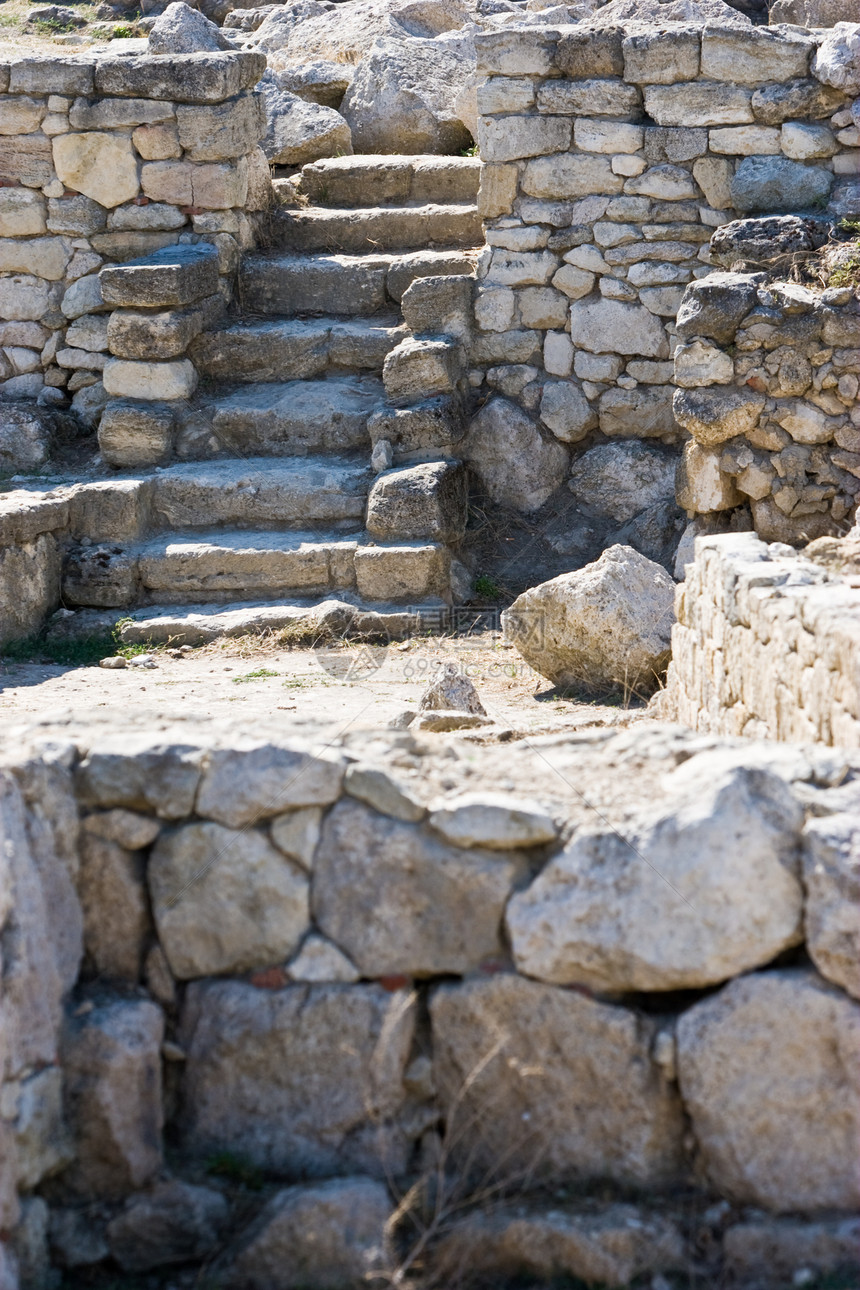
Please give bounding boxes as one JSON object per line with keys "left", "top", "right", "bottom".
{"left": 674, "top": 339, "right": 734, "bottom": 387}
{"left": 677, "top": 969, "right": 860, "bottom": 1212}
{"left": 479, "top": 114, "right": 570, "bottom": 163}
{"left": 52, "top": 133, "right": 139, "bottom": 209}
{"left": 676, "top": 440, "right": 742, "bottom": 513}
{"left": 645, "top": 84, "right": 753, "bottom": 128}
{"left": 0, "top": 189, "right": 46, "bottom": 237}
{"left": 0, "top": 236, "right": 69, "bottom": 282}
{"left": 692, "top": 157, "right": 734, "bottom": 210}
{"left": 78, "top": 833, "right": 150, "bottom": 982}
{"left": 0, "top": 96, "right": 45, "bottom": 135}
{"left": 141, "top": 158, "right": 248, "bottom": 209}
{"left": 132, "top": 123, "right": 182, "bottom": 161}
{"left": 551, "top": 263, "right": 594, "bottom": 300}
{"left": 570, "top": 297, "right": 669, "bottom": 359}
{"left": 780, "top": 121, "right": 838, "bottom": 160}
{"left": 103, "top": 359, "right": 198, "bottom": 402}
{"left": 574, "top": 119, "right": 643, "bottom": 154}
{"left": 269, "top": 806, "right": 324, "bottom": 870}
{"left": 709, "top": 125, "right": 781, "bottom": 155}
{"left": 522, "top": 153, "right": 623, "bottom": 200}
{"left": 803, "top": 813, "right": 860, "bottom": 1000}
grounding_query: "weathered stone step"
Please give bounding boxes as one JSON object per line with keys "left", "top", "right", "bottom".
{"left": 271, "top": 204, "right": 483, "bottom": 254}
{"left": 239, "top": 249, "right": 477, "bottom": 315}
{"left": 297, "top": 155, "right": 482, "bottom": 209}
{"left": 150, "top": 457, "right": 371, "bottom": 530}
{"left": 206, "top": 376, "right": 384, "bottom": 457}
{"left": 189, "top": 316, "right": 408, "bottom": 381}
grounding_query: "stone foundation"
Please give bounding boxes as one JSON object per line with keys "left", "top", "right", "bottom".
{"left": 1, "top": 721, "right": 859, "bottom": 1285}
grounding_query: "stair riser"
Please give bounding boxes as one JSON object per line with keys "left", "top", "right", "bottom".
{"left": 239, "top": 260, "right": 388, "bottom": 316}
{"left": 298, "top": 157, "right": 481, "bottom": 208}
{"left": 272, "top": 206, "right": 484, "bottom": 254}
{"left": 191, "top": 322, "right": 407, "bottom": 382}
{"left": 139, "top": 545, "right": 358, "bottom": 602}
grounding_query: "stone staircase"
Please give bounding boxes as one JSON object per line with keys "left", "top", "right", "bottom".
{"left": 65, "top": 155, "right": 483, "bottom": 638}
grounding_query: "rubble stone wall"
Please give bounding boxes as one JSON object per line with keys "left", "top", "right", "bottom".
{"left": 673, "top": 274, "right": 860, "bottom": 543}
{"left": 0, "top": 50, "right": 268, "bottom": 422}
{"left": 1, "top": 723, "right": 859, "bottom": 1284}
{"left": 469, "top": 22, "right": 856, "bottom": 448}
{"left": 660, "top": 530, "right": 860, "bottom": 744}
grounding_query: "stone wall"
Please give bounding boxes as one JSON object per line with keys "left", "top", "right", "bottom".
{"left": 0, "top": 50, "right": 269, "bottom": 427}
{"left": 468, "top": 22, "right": 856, "bottom": 457}
{"left": 673, "top": 272, "right": 860, "bottom": 543}
{"left": 1, "top": 722, "right": 859, "bottom": 1285}
{"left": 659, "top": 529, "right": 860, "bottom": 744}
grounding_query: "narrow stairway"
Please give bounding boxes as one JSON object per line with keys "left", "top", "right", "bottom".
{"left": 65, "top": 155, "right": 484, "bottom": 642}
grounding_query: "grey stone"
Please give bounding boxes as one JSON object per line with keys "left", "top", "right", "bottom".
{"left": 598, "top": 386, "right": 677, "bottom": 440}
{"left": 673, "top": 386, "right": 766, "bottom": 446}
{"left": 366, "top": 461, "right": 467, "bottom": 544}
{"left": 568, "top": 442, "right": 677, "bottom": 524}
{"left": 61, "top": 997, "right": 164, "bottom": 1200}
{"left": 751, "top": 77, "right": 846, "bottom": 125}
{"left": 367, "top": 396, "right": 466, "bottom": 464}
{"left": 149, "top": 821, "right": 309, "bottom": 979}
{"left": 675, "top": 271, "right": 760, "bottom": 343}
{"left": 501, "top": 545, "right": 675, "bottom": 693}
{"left": 179, "top": 979, "right": 418, "bottom": 1176}
{"left": 100, "top": 244, "right": 220, "bottom": 310}
{"left": 75, "top": 735, "right": 204, "bottom": 819}
{"left": 224, "top": 1177, "right": 392, "bottom": 1290}
{"left": 428, "top": 792, "right": 557, "bottom": 849}
{"left": 94, "top": 51, "right": 267, "bottom": 106}
{"left": 431, "top": 974, "right": 684, "bottom": 1187}
{"left": 539, "top": 381, "right": 598, "bottom": 443}
{"left": 812, "top": 22, "right": 860, "bottom": 95}
{"left": 570, "top": 297, "right": 669, "bottom": 358}
{"left": 273, "top": 59, "right": 353, "bottom": 109}
{"left": 803, "top": 811, "right": 860, "bottom": 1000}
{"left": 0, "top": 405, "right": 56, "bottom": 472}
{"left": 107, "top": 1179, "right": 228, "bottom": 1272}
{"left": 710, "top": 214, "right": 824, "bottom": 270}
{"left": 286, "top": 933, "right": 360, "bottom": 983}
{"left": 49, "top": 1207, "right": 109, "bottom": 1268}
{"left": 677, "top": 969, "right": 860, "bottom": 1212}
{"left": 148, "top": 1, "right": 231, "bottom": 53}
{"left": 730, "top": 156, "right": 833, "bottom": 213}
{"left": 724, "top": 1216, "right": 860, "bottom": 1283}
{"left": 313, "top": 797, "right": 525, "bottom": 976}
{"left": 344, "top": 764, "right": 426, "bottom": 823}
{"left": 196, "top": 743, "right": 345, "bottom": 828}
{"left": 420, "top": 662, "right": 486, "bottom": 714}
{"left": 463, "top": 397, "right": 569, "bottom": 513}
{"left": 78, "top": 831, "right": 150, "bottom": 981}
{"left": 98, "top": 401, "right": 175, "bottom": 469}
{"left": 269, "top": 806, "right": 323, "bottom": 870}
{"left": 259, "top": 76, "right": 352, "bottom": 167}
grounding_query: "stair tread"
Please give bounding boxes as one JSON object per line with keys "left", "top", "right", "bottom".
{"left": 139, "top": 528, "right": 364, "bottom": 555}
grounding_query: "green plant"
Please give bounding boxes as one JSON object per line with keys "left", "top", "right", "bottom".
{"left": 460, "top": 142, "right": 479, "bottom": 157}
{"left": 110, "top": 23, "right": 141, "bottom": 35}
{"left": 474, "top": 574, "right": 502, "bottom": 600}
{"left": 204, "top": 1149, "right": 263, "bottom": 1190}
{"left": 0, "top": 618, "right": 154, "bottom": 668}
{"left": 828, "top": 245, "right": 860, "bottom": 289}
{"left": 31, "top": 16, "right": 77, "bottom": 32}
{"left": 231, "top": 666, "right": 279, "bottom": 683}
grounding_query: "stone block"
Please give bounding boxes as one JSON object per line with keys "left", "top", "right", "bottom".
{"left": 478, "top": 114, "right": 570, "bottom": 163}
{"left": 61, "top": 997, "right": 164, "bottom": 1200}
{"left": 780, "top": 121, "right": 838, "bottom": 160}
{"left": 107, "top": 297, "right": 220, "bottom": 360}
{"left": 570, "top": 297, "right": 669, "bottom": 359}
{"left": 47, "top": 195, "right": 106, "bottom": 236}
{"left": 366, "top": 460, "right": 468, "bottom": 544}
{"left": 52, "top": 133, "right": 139, "bottom": 209}
{"left": 78, "top": 831, "right": 150, "bottom": 982}
{"left": 540, "top": 380, "right": 597, "bottom": 443}
{"left": 101, "top": 244, "right": 220, "bottom": 309}
{"left": 673, "top": 385, "right": 765, "bottom": 446}
{"left": 98, "top": 400, "right": 175, "bottom": 468}
{"left": 383, "top": 336, "right": 461, "bottom": 404}
{"left": 518, "top": 286, "right": 568, "bottom": 329}
{"left": 485, "top": 248, "right": 557, "bottom": 286}
{"left": 675, "top": 271, "right": 759, "bottom": 343}
{"left": 93, "top": 51, "right": 267, "bottom": 105}
{"left": 751, "top": 79, "right": 845, "bottom": 126}
{"left": 60, "top": 272, "right": 104, "bottom": 320}
{"left": 68, "top": 97, "right": 175, "bottom": 130}
{"left": 477, "top": 162, "right": 518, "bottom": 218}
{"left": 401, "top": 274, "right": 472, "bottom": 341}
{"left": 134, "top": 122, "right": 183, "bottom": 162}
{"left": 522, "top": 154, "right": 623, "bottom": 200}
{"left": 179, "top": 978, "right": 417, "bottom": 1175}
{"left": 463, "top": 396, "right": 568, "bottom": 512}
{"left": 367, "top": 396, "right": 465, "bottom": 464}
{"left": 644, "top": 84, "right": 753, "bottom": 128}
{"left": 644, "top": 126, "right": 708, "bottom": 164}
{"left": 537, "top": 79, "right": 642, "bottom": 118}
{"left": 106, "top": 1179, "right": 228, "bottom": 1273}
{"left": 0, "top": 95, "right": 45, "bottom": 134}
{"left": 709, "top": 125, "right": 781, "bottom": 155}
{"left": 574, "top": 119, "right": 643, "bottom": 154}
{"left": 622, "top": 28, "right": 700, "bottom": 84}
{"left": 676, "top": 440, "right": 742, "bottom": 512}
{"left": 803, "top": 813, "right": 860, "bottom": 1000}
{"left": 474, "top": 29, "right": 560, "bottom": 77}
{"left": 431, "top": 974, "right": 684, "bottom": 1186}
{"left": 65, "top": 314, "right": 109, "bottom": 352}
{"left": 677, "top": 969, "right": 860, "bottom": 1211}
{"left": 107, "top": 203, "right": 186, "bottom": 233}
{"left": 9, "top": 55, "right": 94, "bottom": 96}
{"left": 0, "top": 189, "right": 46, "bottom": 238}
{"left": 724, "top": 1217, "right": 860, "bottom": 1285}
{"left": 0, "top": 235, "right": 68, "bottom": 282}
{"left": 354, "top": 541, "right": 450, "bottom": 601}
{"left": 103, "top": 359, "right": 197, "bottom": 402}
{"left": 598, "top": 385, "right": 676, "bottom": 438}
{"left": 476, "top": 76, "right": 535, "bottom": 115}
{"left": 0, "top": 135, "right": 54, "bottom": 187}
{"left": 625, "top": 164, "right": 699, "bottom": 200}
{"left": 700, "top": 26, "right": 813, "bottom": 85}
{"left": 674, "top": 339, "right": 734, "bottom": 387}
{"left": 75, "top": 734, "right": 204, "bottom": 817}
{"left": 175, "top": 91, "right": 266, "bottom": 161}
{"left": 0, "top": 533, "right": 61, "bottom": 646}
{"left": 556, "top": 28, "right": 624, "bottom": 78}
{"left": 730, "top": 156, "right": 833, "bottom": 212}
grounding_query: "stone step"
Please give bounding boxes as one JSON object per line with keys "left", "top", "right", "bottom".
{"left": 271, "top": 204, "right": 484, "bottom": 254}
{"left": 204, "top": 376, "right": 385, "bottom": 457}
{"left": 297, "top": 155, "right": 482, "bottom": 209}
{"left": 189, "top": 316, "right": 408, "bottom": 382}
{"left": 150, "top": 456, "right": 371, "bottom": 530}
{"left": 239, "top": 249, "right": 478, "bottom": 315}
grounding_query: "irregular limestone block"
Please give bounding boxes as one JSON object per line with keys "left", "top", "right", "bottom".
{"left": 674, "top": 339, "right": 733, "bottom": 387}
{"left": 0, "top": 236, "right": 70, "bottom": 282}
{"left": 313, "top": 797, "right": 525, "bottom": 976}
{"left": 75, "top": 734, "right": 205, "bottom": 819}
{"left": 724, "top": 1216, "right": 860, "bottom": 1283}
{"left": 382, "top": 337, "right": 461, "bottom": 405}
{"left": 179, "top": 979, "right": 417, "bottom": 1175}
{"left": 803, "top": 812, "right": 860, "bottom": 1000}
{"left": 98, "top": 401, "right": 175, "bottom": 468}
{"left": 507, "top": 763, "right": 804, "bottom": 990}
{"left": 428, "top": 793, "right": 557, "bottom": 850}
{"left": 0, "top": 534, "right": 61, "bottom": 647}
{"left": 0, "top": 189, "right": 46, "bottom": 238}
{"left": 539, "top": 380, "right": 598, "bottom": 442}
{"left": 570, "top": 297, "right": 669, "bottom": 358}
{"left": 78, "top": 831, "right": 151, "bottom": 981}
{"left": 176, "top": 92, "right": 266, "bottom": 162}
{"left": 354, "top": 540, "right": 450, "bottom": 601}
{"left": 106, "top": 1180, "right": 228, "bottom": 1273}
{"left": 82, "top": 809, "right": 161, "bottom": 850}
{"left": 107, "top": 298, "right": 221, "bottom": 360}
{"left": 286, "top": 934, "right": 360, "bottom": 983}
{"left": 673, "top": 386, "right": 766, "bottom": 446}
{"left": 103, "top": 359, "right": 198, "bottom": 402}
{"left": 269, "top": 806, "right": 323, "bottom": 869}
{"left": 61, "top": 997, "right": 164, "bottom": 1200}
{"left": 224, "top": 1178, "right": 392, "bottom": 1290}
{"left": 622, "top": 28, "right": 699, "bottom": 84}
{"left": 52, "top": 133, "right": 139, "bottom": 209}
{"left": 644, "top": 83, "right": 753, "bottom": 127}
{"left": 196, "top": 743, "right": 344, "bottom": 828}
{"left": 141, "top": 157, "right": 249, "bottom": 208}
{"left": 13, "top": 1066, "right": 73, "bottom": 1192}
{"left": 365, "top": 461, "right": 467, "bottom": 544}
{"left": 431, "top": 974, "right": 684, "bottom": 1186}
{"left": 677, "top": 969, "right": 860, "bottom": 1212}
{"left": 568, "top": 441, "right": 676, "bottom": 523}
{"left": 93, "top": 51, "right": 267, "bottom": 105}
{"left": 675, "top": 271, "right": 759, "bottom": 342}
{"left": 0, "top": 135, "right": 54, "bottom": 187}
{"left": 463, "top": 396, "right": 569, "bottom": 512}
{"left": 701, "top": 26, "right": 813, "bottom": 83}
{"left": 149, "top": 821, "right": 309, "bottom": 979}
{"left": 730, "top": 156, "right": 833, "bottom": 213}
{"left": 676, "top": 440, "right": 742, "bottom": 512}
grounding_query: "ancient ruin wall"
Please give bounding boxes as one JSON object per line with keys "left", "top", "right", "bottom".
{"left": 673, "top": 274, "right": 860, "bottom": 543}
{"left": 469, "top": 23, "right": 856, "bottom": 446}
{"left": 1, "top": 724, "right": 860, "bottom": 1284}
{"left": 0, "top": 50, "right": 269, "bottom": 415}
{"left": 659, "top": 530, "right": 860, "bottom": 744}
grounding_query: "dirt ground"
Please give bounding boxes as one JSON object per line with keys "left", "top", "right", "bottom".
{"left": 0, "top": 630, "right": 640, "bottom": 743}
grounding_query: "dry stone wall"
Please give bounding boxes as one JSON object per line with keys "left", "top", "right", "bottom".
{"left": 1, "top": 722, "right": 860, "bottom": 1285}
{"left": 0, "top": 50, "right": 269, "bottom": 428}
{"left": 673, "top": 273, "right": 860, "bottom": 543}
{"left": 659, "top": 530, "right": 860, "bottom": 744}
{"left": 468, "top": 22, "right": 857, "bottom": 453}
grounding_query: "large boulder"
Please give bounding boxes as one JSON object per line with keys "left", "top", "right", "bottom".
{"left": 179, "top": 979, "right": 419, "bottom": 1177}
{"left": 811, "top": 22, "right": 860, "bottom": 95}
{"left": 245, "top": 0, "right": 330, "bottom": 52}
{"left": 148, "top": 1, "right": 231, "bottom": 53}
{"left": 582, "top": 0, "right": 749, "bottom": 22}
{"left": 340, "top": 28, "right": 477, "bottom": 154}
{"left": 430, "top": 974, "right": 684, "bottom": 1186}
{"left": 568, "top": 442, "right": 677, "bottom": 526}
{"left": 506, "top": 762, "right": 804, "bottom": 991}
{"left": 677, "top": 969, "right": 860, "bottom": 1212}
{"left": 223, "top": 1178, "right": 392, "bottom": 1290}
{"left": 463, "top": 396, "right": 569, "bottom": 513}
{"left": 771, "top": 0, "right": 858, "bottom": 21}
{"left": 501, "top": 545, "right": 675, "bottom": 693}
{"left": 258, "top": 74, "right": 352, "bottom": 167}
